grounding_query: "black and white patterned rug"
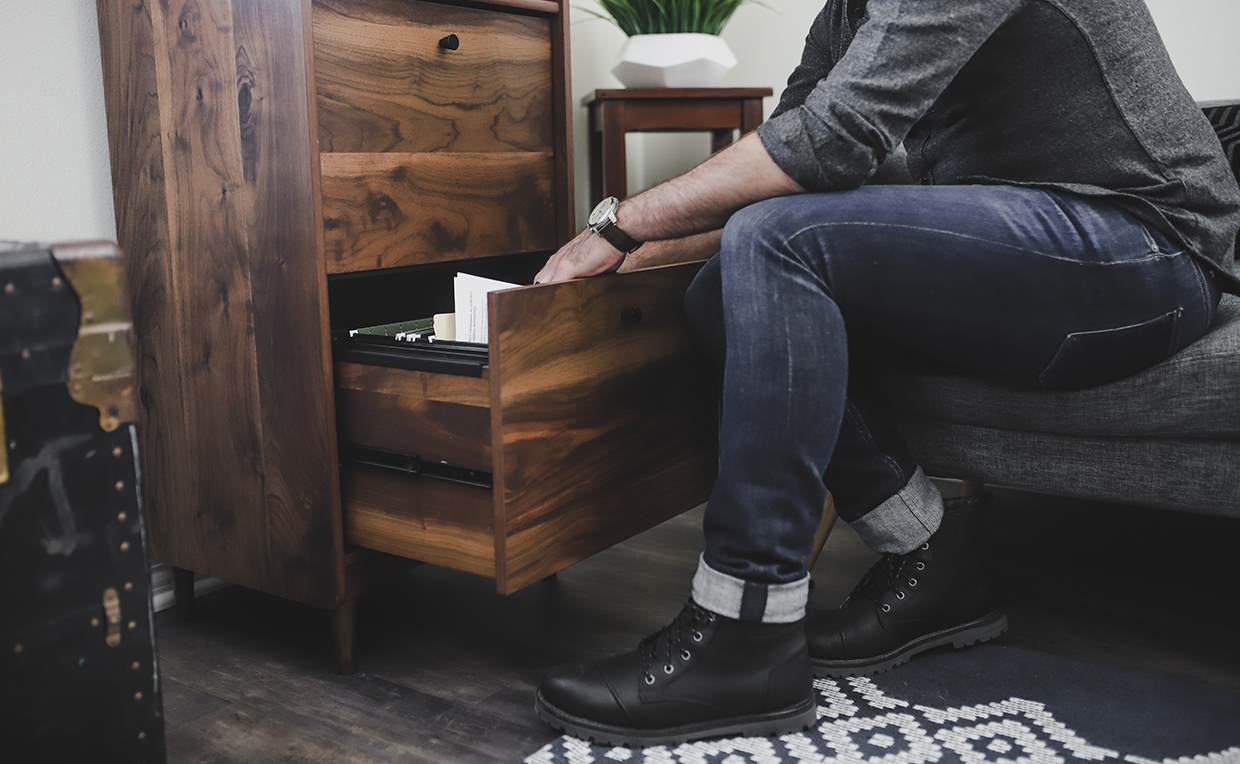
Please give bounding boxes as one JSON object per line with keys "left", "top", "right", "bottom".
{"left": 526, "top": 644, "right": 1240, "bottom": 764}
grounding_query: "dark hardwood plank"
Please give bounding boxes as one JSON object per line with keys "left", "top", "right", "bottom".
{"left": 98, "top": 0, "right": 343, "bottom": 609}
{"left": 157, "top": 597, "right": 556, "bottom": 763}
{"left": 153, "top": 492, "right": 1240, "bottom": 763}
{"left": 233, "top": 0, "right": 343, "bottom": 608}
{"left": 95, "top": 0, "right": 191, "bottom": 594}
{"left": 320, "top": 152, "right": 557, "bottom": 272}
{"left": 489, "top": 263, "right": 719, "bottom": 592}
{"left": 549, "top": 0, "right": 575, "bottom": 242}
{"left": 599, "top": 98, "right": 627, "bottom": 201}
{"left": 167, "top": 703, "right": 392, "bottom": 763}
{"left": 588, "top": 87, "right": 774, "bottom": 101}
{"left": 145, "top": 0, "right": 270, "bottom": 588}
{"left": 618, "top": 100, "right": 751, "bottom": 132}
{"left": 161, "top": 676, "right": 232, "bottom": 732}
{"left": 313, "top": 0, "right": 554, "bottom": 154}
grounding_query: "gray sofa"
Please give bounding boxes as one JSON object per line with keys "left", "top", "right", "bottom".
{"left": 872, "top": 101, "right": 1240, "bottom": 519}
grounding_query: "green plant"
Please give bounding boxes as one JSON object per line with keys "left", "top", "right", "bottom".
{"left": 583, "top": 0, "right": 750, "bottom": 36}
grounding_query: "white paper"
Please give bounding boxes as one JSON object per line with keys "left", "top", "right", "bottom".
{"left": 452, "top": 273, "right": 519, "bottom": 343}
{"left": 433, "top": 313, "right": 456, "bottom": 341}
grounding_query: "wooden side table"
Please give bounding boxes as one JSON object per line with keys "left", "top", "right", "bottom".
{"left": 585, "top": 87, "right": 774, "bottom": 204}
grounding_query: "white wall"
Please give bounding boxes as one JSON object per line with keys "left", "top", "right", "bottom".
{"left": 567, "top": 0, "right": 824, "bottom": 223}
{"left": 1144, "top": 0, "right": 1240, "bottom": 103}
{"left": 0, "top": 2, "right": 116, "bottom": 243}
{"left": 1, "top": 0, "right": 1236, "bottom": 243}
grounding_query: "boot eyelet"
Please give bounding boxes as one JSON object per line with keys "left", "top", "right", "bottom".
{"left": 915, "top": 562, "right": 925, "bottom": 571}
{"left": 692, "top": 631, "right": 703, "bottom": 642}
{"left": 920, "top": 543, "right": 930, "bottom": 551}
{"left": 881, "top": 604, "right": 891, "bottom": 613}
{"left": 681, "top": 649, "right": 691, "bottom": 661}
{"left": 895, "top": 591, "right": 905, "bottom": 599}
{"left": 908, "top": 578, "right": 918, "bottom": 587}
{"left": 644, "top": 673, "right": 655, "bottom": 685}
{"left": 664, "top": 664, "right": 675, "bottom": 674}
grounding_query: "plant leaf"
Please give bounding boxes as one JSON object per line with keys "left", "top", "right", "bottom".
{"left": 585, "top": 0, "right": 768, "bottom": 35}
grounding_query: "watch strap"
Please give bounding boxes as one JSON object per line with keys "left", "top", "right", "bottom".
{"left": 597, "top": 220, "right": 642, "bottom": 254}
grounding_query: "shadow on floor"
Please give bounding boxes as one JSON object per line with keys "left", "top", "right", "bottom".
{"left": 156, "top": 486, "right": 1240, "bottom": 763}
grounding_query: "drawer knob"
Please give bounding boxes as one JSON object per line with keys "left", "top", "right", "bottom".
{"left": 439, "top": 34, "right": 460, "bottom": 51}
{"left": 621, "top": 307, "right": 643, "bottom": 326}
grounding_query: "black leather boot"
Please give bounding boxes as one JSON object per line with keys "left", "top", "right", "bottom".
{"left": 807, "top": 494, "right": 1007, "bottom": 677}
{"left": 536, "top": 600, "right": 817, "bottom": 747}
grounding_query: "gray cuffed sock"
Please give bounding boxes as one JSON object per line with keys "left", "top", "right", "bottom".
{"left": 690, "top": 554, "right": 808, "bottom": 623}
{"left": 849, "top": 466, "right": 944, "bottom": 554}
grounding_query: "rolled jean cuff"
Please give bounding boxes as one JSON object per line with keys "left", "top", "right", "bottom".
{"left": 691, "top": 555, "right": 808, "bottom": 623}
{"left": 850, "top": 466, "right": 943, "bottom": 554}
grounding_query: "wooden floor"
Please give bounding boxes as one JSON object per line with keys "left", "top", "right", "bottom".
{"left": 157, "top": 485, "right": 1240, "bottom": 763}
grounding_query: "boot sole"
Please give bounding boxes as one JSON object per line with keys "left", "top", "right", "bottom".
{"left": 811, "top": 609, "right": 1008, "bottom": 678}
{"left": 534, "top": 691, "right": 818, "bottom": 748}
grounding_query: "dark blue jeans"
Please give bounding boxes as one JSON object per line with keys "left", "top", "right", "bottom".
{"left": 683, "top": 185, "right": 1219, "bottom": 622}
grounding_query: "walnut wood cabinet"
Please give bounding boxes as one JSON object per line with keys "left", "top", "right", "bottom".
{"left": 96, "top": 0, "right": 717, "bottom": 671}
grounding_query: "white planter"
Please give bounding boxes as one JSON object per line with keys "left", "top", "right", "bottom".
{"left": 612, "top": 33, "right": 737, "bottom": 89}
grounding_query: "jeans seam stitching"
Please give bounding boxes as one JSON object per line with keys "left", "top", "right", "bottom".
{"left": 1137, "top": 222, "right": 1159, "bottom": 252}
{"left": 1036, "top": 309, "right": 1183, "bottom": 388}
{"left": 1187, "top": 255, "right": 1211, "bottom": 331}
{"left": 784, "top": 222, "right": 1183, "bottom": 266}
{"left": 844, "top": 400, "right": 904, "bottom": 486}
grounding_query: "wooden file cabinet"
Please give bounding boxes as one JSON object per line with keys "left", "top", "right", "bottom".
{"left": 96, "top": 0, "right": 717, "bottom": 671}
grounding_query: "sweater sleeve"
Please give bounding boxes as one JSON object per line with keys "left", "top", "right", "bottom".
{"left": 769, "top": 1, "right": 846, "bottom": 122}
{"left": 758, "top": 0, "right": 1027, "bottom": 192}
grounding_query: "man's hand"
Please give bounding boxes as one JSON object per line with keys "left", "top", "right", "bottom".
{"left": 535, "top": 133, "right": 802, "bottom": 284}
{"left": 534, "top": 227, "right": 624, "bottom": 283}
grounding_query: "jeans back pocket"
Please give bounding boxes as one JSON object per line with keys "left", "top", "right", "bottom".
{"left": 1037, "top": 309, "right": 1181, "bottom": 390}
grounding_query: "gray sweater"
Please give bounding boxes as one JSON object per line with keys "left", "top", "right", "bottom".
{"left": 756, "top": 0, "right": 1240, "bottom": 292}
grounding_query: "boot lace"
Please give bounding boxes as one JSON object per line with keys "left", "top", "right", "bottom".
{"left": 638, "top": 601, "right": 716, "bottom": 685}
{"left": 845, "top": 542, "right": 928, "bottom": 611}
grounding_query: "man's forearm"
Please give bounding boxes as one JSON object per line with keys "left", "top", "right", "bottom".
{"left": 618, "top": 229, "right": 724, "bottom": 272}
{"left": 616, "top": 132, "right": 804, "bottom": 242}
{"left": 534, "top": 132, "right": 802, "bottom": 283}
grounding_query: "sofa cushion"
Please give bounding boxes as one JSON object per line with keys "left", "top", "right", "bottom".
{"left": 872, "top": 295, "right": 1240, "bottom": 439}
{"left": 885, "top": 416, "right": 1240, "bottom": 517}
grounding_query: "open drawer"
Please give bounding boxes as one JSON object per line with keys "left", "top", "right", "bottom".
{"left": 332, "top": 262, "right": 718, "bottom": 593}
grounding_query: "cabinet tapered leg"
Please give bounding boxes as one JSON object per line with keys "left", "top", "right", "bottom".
{"left": 960, "top": 480, "right": 986, "bottom": 497}
{"left": 332, "top": 599, "right": 357, "bottom": 675}
{"left": 808, "top": 493, "right": 838, "bottom": 573}
{"left": 172, "top": 567, "right": 195, "bottom": 621}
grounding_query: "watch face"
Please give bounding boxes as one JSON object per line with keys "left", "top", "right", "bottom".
{"left": 588, "top": 197, "right": 617, "bottom": 227}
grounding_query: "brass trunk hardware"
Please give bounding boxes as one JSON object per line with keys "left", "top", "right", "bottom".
{"left": 103, "top": 588, "right": 122, "bottom": 647}
{"left": 50, "top": 243, "right": 137, "bottom": 433}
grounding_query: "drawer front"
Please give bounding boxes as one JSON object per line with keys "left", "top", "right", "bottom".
{"left": 313, "top": 0, "right": 554, "bottom": 154}
{"left": 334, "top": 362, "right": 495, "bottom": 574}
{"left": 320, "top": 152, "right": 556, "bottom": 272}
{"left": 490, "top": 262, "right": 719, "bottom": 593}
{"left": 334, "top": 263, "right": 718, "bottom": 591}
{"left": 334, "top": 362, "right": 492, "bottom": 471}
{"left": 313, "top": 0, "right": 558, "bottom": 272}
{"left": 341, "top": 467, "right": 495, "bottom": 576}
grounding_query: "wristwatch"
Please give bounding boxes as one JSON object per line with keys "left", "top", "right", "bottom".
{"left": 587, "top": 196, "right": 643, "bottom": 254}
